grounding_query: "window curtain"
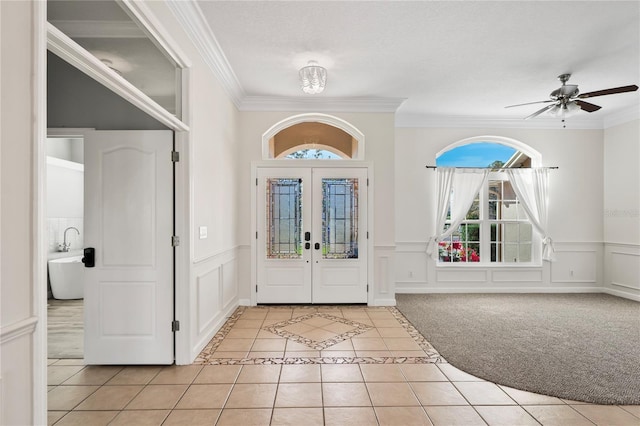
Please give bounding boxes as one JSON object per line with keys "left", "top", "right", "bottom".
{"left": 506, "top": 168, "right": 555, "bottom": 261}
{"left": 427, "top": 168, "right": 489, "bottom": 260}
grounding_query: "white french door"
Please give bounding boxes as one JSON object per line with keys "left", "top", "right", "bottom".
{"left": 256, "top": 167, "right": 368, "bottom": 304}
{"left": 83, "top": 130, "right": 174, "bottom": 365}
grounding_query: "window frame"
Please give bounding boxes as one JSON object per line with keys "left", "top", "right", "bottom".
{"left": 439, "top": 171, "right": 542, "bottom": 267}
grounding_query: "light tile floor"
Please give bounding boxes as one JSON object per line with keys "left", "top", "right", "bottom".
{"left": 48, "top": 306, "right": 640, "bottom": 425}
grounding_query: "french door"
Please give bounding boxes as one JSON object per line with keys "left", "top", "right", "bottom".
{"left": 256, "top": 168, "right": 368, "bottom": 304}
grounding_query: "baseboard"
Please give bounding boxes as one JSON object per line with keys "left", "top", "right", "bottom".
{"left": 184, "top": 300, "right": 239, "bottom": 365}
{"left": 602, "top": 287, "right": 640, "bottom": 302}
{"left": 395, "top": 286, "right": 604, "bottom": 294}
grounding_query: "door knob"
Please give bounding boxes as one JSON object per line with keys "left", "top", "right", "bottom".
{"left": 304, "top": 232, "right": 311, "bottom": 241}
{"left": 314, "top": 243, "right": 320, "bottom": 250}
{"left": 305, "top": 242, "right": 310, "bottom": 249}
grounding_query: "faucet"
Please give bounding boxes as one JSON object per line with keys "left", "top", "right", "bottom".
{"left": 59, "top": 227, "right": 80, "bottom": 252}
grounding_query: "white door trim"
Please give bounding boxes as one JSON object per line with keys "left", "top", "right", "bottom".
{"left": 34, "top": 2, "right": 194, "bottom": 421}
{"left": 251, "top": 161, "right": 375, "bottom": 306}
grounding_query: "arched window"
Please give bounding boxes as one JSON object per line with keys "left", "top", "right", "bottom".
{"left": 435, "top": 137, "right": 541, "bottom": 265}
{"left": 262, "top": 113, "right": 365, "bottom": 160}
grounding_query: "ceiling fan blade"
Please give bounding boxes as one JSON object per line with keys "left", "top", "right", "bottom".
{"left": 578, "top": 85, "right": 638, "bottom": 99}
{"left": 524, "top": 103, "right": 557, "bottom": 120}
{"left": 505, "top": 99, "right": 554, "bottom": 108}
{"left": 574, "top": 100, "right": 601, "bottom": 113}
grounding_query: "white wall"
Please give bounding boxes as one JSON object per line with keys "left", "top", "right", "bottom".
{"left": 0, "top": 1, "right": 37, "bottom": 423}
{"left": 603, "top": 119, "right": 639, "bottom": 300}
{"left": 146, "top": 2, "right": 242, "bottom": 363}
{"left": 395, "top": 126, "right": 605, "bottom": 293}
{"left": 237, "top": 111, "right": 396, "bottom": 305}
{"left": 46, "top": 157, "right": 84, "bottom": 254}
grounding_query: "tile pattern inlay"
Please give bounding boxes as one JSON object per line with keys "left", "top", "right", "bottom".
{"left": 195, "top": 306, "right": 443, "bottom": 365}
{"left": 262, "top": 312, "right": 373, "bottom": 350}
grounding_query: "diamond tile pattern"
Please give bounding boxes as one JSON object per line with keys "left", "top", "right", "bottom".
{"left": 262, "top": 312, "right": 373, "bottom": 350}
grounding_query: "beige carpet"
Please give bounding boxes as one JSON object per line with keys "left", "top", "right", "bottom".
{"left": 396, "top": 293, "right": 640, "bottom": 405}
{"left": 48, "top": 299, "right": 83, "bottom": 359}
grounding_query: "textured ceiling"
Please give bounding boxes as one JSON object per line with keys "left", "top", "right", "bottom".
{"left": 197, "top": 1, "right": 640, "bottom": 126}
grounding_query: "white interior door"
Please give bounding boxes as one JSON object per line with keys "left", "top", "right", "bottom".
{"left": 257, "top": 167, "right": 367, "bottom": 304}
{"left": 312, "top": 168, "right": 368, "bottom": 303}
{"left": 257, "top": 168, "right": 312, "bottom": 303}
{"left": 84, "top": 130, "right": 174, "bottom": 364}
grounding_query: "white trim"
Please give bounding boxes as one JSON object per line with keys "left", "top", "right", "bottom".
{"left": 240, "top": 96, "right": 406, "bottom": 113}
{"left": 117, "top": 0, "right": 192, "bottom": 69}
{"left": 166, "top": 0, "right": 244, "bottom": 107}
{"left": 262, "top": 113, "right": 366, "bottom": 161}
{"left": 33, "top": 1, "right": 48, "bottom": 424}
{"left": 395, "top": 114, "right": 605, "bottom": 130}
{"left": 395, "top": 286, "right": 604, "bottom": 294}
{"left": 47, "top": 20, "right": 144, "bottom": 38}
{"left": 0, "top": 317, "right": 39, "bottom": 345}
{"left": 602, "top": 287, "right": 640, "bottom": 302}
{"left": 47, "top": 23, "right": 189, "bottom": 132}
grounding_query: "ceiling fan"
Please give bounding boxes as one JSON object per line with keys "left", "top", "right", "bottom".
{"left": 505, "top": 74, "right": 638, "bottom": 120}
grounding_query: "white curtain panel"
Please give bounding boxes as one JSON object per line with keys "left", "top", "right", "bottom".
{"left": 506, "top": 168, "right": 555, "bottom": 261}
{"left": 427, "top": 168, "right": 489, "bottom": 260}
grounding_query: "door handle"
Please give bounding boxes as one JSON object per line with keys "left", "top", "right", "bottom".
{"left": 82, "top": 247, "right": 95, "bottom": 268}
{"left": 314, "top": 243, "right": 320, "bottom": 250}
{"left": 305, "top": 242, "right": 310, "bottom": 250}
{"left": 304, "top": 232, "right": 311, "bottom": 241}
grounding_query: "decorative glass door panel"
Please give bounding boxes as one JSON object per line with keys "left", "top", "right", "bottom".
{"left": 266, "top": 178, "right": 302, "bottom": 259}
{"left": 257, "top": 167, "right": 367, "bottom": 304}
{"left": 322, "top": 178, "right": 359, "bottom": 259}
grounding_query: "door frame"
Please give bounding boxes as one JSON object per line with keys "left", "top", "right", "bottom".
{"left": 251, "top": 161, "right": 374, "bottom": 306}
{"left": 33, "top": 2, "right": 193, "bottom": 422}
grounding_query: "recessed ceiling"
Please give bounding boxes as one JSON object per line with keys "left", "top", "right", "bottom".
{"left": 196, "top": 1, "right": 640, "bottom": 126}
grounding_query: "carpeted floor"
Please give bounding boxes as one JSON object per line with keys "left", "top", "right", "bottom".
{"left": 396, "top": 293, "right": 640, "bottom": 405}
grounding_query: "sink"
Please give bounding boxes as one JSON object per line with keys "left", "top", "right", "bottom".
{"left": 48, "top": 255, "right": 84, "bottom": 299}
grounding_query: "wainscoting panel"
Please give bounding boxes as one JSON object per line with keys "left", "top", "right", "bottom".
{"left": 196, "top": 266, "right": 221, "bottom": 335}
{"left": 611, "top": 252, "right": 640, "bottom": 290}
{"left": 373, "top": 246, "right": 395, "bottom": 305}
{"left": 436, "top": 269, "right": 487, "bottom": 282}
{"left": 551, "top": 249, "right": 597, "bottom": 283}
{"left": 492, "top": 269, "right": 543, "bottom": 282}
{"left": 604, "top": 243, "right": 640, "bottom": 300}
{"left": 221, "top": 258, "right": 238, "bottom": 311}
{"left": 191, "top": 246, "right": 240, "bottom": 361}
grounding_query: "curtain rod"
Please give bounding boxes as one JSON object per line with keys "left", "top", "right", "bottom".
{"left": 425, "top": 166, "right": 559, "bottom": 170}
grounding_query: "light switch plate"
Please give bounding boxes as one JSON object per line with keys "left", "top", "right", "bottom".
{"left": 199, "top": 226, "right": 208, "bottom": 239}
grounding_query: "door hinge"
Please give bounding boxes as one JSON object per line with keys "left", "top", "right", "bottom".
{"left": 367, "top": 284, "right": 369, "bottom": 293}
{"left": 367, "top": 178, "right": 369, "bottom": 186}
{"left": 256, "top": 284, "right": 258, "bottom": 293}
{"left": 171, "top": 151, "right": 180, "bottom": 162}
{"left": 256, "top": 178, "right": 258, "bottom": 186}
{"left": 367, "top": 231, "right": 369, "bottom": 239}
{"left": 172, "top": 235, "right": 180, "bottom": 247}
{"left": 256, "top": 231, "right": 258, "bottom": 239}
{"left": 172, "top": 320, "right": 180, "bottom": 332}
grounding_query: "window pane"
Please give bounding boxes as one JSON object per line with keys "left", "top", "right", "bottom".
{"left": 438, "top": 225, "right": 480, "bottom": 262}
{"left": 322, "top": 178, "right": 359, "bottom": 259}
{"left": 266, "top": 178, "right": 302, "bottom": 259}
{"left": 466, "top": 197, "right": 480, "bottom": 219}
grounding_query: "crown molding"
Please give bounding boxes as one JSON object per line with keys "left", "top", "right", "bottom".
{"left": 394, "top": 113, "right": 605, "bottom": 130}
{"left": 166, "top": 0, "right": 244, "bottom": 108}
{"left": 239, "top": 96, "right": 406, "bottom": 113}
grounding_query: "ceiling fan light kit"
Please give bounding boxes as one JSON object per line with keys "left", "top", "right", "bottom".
{"left": 299, "top": 60, "right": 327, "bottom": 94}
{"left": 505, "top": 73, "right": 638, "bottom": 125}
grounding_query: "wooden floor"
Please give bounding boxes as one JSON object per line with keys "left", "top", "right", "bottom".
{"left": 48, "top": 299, "right": 83, "bottom": 359}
